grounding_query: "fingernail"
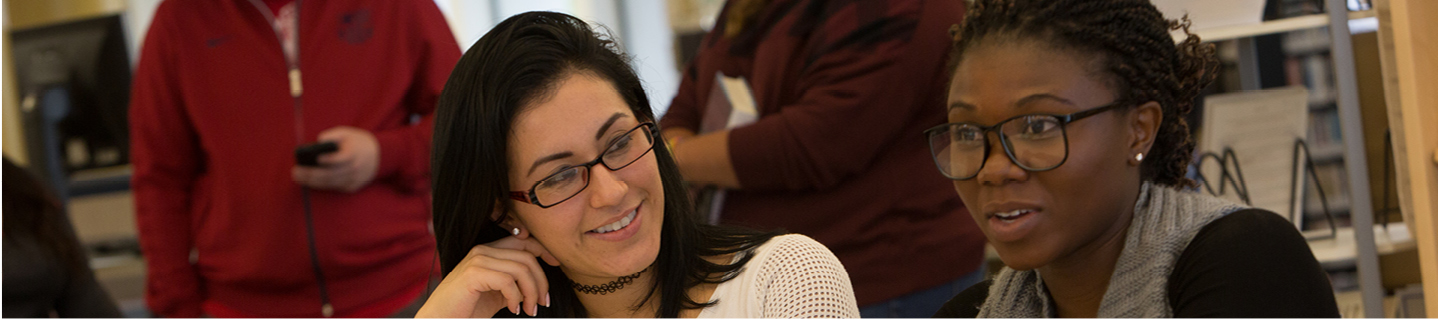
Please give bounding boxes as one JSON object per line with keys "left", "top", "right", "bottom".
{"left": 528, "top": 303, "right": 538, "bottom": 316}
{"left": 510, "top": 304, "right": 518, "bottom": 315}
{"left": 544, "top": 293, "right": 551, "bottom": 307}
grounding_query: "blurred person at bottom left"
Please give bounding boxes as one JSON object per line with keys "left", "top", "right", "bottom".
{"left": 3, "top": 158, "right": 123, "bottom": 318}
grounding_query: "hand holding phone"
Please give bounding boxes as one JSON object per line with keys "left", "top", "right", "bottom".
{"left": 295, "top": 141, "right": 339, "bottom": 167}
{"left": 291, "top": 126, "right": 380, "bottom": 192}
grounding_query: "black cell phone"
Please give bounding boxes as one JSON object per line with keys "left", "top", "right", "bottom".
{"left": 295, "top": 141, "right": 339, "bottom": 167}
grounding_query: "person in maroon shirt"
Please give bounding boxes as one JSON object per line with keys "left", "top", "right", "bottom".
{"left": 128, "top": 0, "right": 458, "bottom": 317}
{"left": 659, "top": 0, "right": 986, "bottom": 316}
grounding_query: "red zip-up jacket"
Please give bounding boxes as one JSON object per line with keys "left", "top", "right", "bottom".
{"left": 128, "top": 0, "right": 459, "bottom": 317}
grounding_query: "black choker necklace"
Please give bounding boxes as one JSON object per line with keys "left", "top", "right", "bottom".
{"left": 572, "top": 268, "right": 647, "bottom": 295}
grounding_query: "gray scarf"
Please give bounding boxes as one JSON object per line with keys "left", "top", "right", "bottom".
{"left": 977, "top": 181, "right": 1245, "bottom": 318}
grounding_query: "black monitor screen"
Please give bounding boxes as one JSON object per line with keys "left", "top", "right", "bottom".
{"left": 11, "top": 14, "right": 132, "bottom": 178}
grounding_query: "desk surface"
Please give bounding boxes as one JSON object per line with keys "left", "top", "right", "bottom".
{"left": 1304, "top": 222, "right": 1416, "bottom": 269}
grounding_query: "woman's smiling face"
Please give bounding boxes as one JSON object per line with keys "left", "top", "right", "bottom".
{"left": 505, "top": 71, "right": 665, "bottom": 283}
{"left": 947, "top": 40, "right": 1148, "bottom": 271}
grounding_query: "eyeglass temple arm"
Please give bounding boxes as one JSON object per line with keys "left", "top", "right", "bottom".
{"left": 509, "top": 192, "right": 533, "bottom": 204}
{"left": 1061, "top": 102, "right": 1125, "bottom": 123}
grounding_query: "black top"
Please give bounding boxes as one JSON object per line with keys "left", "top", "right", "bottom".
{"left": 934, "top": 209, "right": 1341, "bottom": 318}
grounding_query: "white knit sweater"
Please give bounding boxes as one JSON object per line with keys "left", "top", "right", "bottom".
{"left": 698, "top": 234, "right": 860, "bottom": 318}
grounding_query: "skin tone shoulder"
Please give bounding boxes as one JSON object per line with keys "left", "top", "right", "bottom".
{"left": 417, "top": 72, "right": 720, "bottom": 318}
{"left": 947, "top": 39, "right": 1163, "bottom": 318}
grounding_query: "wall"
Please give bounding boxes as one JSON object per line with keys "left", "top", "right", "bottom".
{"left": 4, "top": 6, "right": 22, "bottom": 165}
{"left": 436, "top": 0, "right": 679, "bottom": 115}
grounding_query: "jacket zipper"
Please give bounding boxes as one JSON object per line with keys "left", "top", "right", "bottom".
{"left": 243, "top": 0, "right": 332, "bottom": 317}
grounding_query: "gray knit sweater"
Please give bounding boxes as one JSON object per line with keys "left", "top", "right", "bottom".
{"left": 977, "top": 182, "right": 1245, "bottom": 317}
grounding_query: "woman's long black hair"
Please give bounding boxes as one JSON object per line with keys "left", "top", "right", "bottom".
{"left": 949, "top": 0, "right": 1219, "bottom": 188}
{"left": 3, "top": 158, "right": 89, "bottom": 278}
{"left": 430, "top": 11, "right": 781, "bottom": 317}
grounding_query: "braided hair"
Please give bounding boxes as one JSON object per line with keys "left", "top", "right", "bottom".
{"left": 949, "top": 0, "right": 1218, "bottom": 187}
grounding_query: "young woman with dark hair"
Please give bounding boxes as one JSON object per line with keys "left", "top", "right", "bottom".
{"left": 415, "top": 11, "right": 858, "bottom": 318}
{"left": 928, "top": 0, "right": 1340, "bottom": 317}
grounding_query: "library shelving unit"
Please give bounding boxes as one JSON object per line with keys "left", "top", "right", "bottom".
{"left": 1379, "top": 0, "right": 1438, "bottom": 314}
{"left": 1184, "top": 0, "right": 1395, "bottom": 317}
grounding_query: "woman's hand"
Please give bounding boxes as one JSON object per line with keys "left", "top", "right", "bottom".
{"left": 415, "top": 236, "right": 561, "bottom": 318}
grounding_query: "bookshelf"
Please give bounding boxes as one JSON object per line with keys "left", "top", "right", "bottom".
{"left": 1197, "top": 6, "right": 1375, "bottom": 231}
{"left": 1187, "top": 0, "right": 1390, "bottom": 317}
{"left": 1179, "top": 10, "right": 1375, "bottom": 43}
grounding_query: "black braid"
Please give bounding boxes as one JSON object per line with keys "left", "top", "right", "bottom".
{"left": 949, "top": 0, "right": 1218, "bottom": 188}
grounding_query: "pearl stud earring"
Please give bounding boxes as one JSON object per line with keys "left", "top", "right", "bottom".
{"left": 511, "top": 228, "right": 520, "bottom": 236}
{"left": 1135, "top": 153, "right": 1144, "bottom": 162}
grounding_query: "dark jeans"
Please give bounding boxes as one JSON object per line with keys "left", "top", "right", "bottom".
{"left": 859, "top": 264, "right": 986, "bottom": 318}
{"left": 389, "top": 274, "right": 440, "bottom": 318}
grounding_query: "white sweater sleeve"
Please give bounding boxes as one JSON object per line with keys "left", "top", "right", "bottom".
{"left": 755, "top": 235, "right": 860, "bottom": 318}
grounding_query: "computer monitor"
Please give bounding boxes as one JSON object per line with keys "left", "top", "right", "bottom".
{"left": 11, "top": 14, "right": 132, "bottom": 197}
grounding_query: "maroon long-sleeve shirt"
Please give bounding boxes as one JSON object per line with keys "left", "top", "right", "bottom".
{"left": 660, "top": 0, "right": 986, "bottom": 305}
{"left": 128, "top": 0, "right": 458, "bottom": 317}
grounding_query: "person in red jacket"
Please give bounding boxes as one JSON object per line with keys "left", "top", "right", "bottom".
{"left": 128, "top": 0, "right": 459, "bottom": 317}
{"left": 659, "top": 0, "right": 987, "bottom": 317}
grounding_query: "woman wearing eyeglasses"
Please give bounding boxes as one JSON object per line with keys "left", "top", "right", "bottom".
{"left": 928, "top": 0, "right": 1340, "bottom": 318}
{"left": 415, "top": 12, "right": 858, "bottom": 318}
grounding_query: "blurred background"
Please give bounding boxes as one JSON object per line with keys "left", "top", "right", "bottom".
{"left": 2, "top": 0, "right": 1434, "bottom": 318}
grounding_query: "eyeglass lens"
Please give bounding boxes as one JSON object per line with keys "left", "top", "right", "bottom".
{"left": 531, "top": 124, "right": 654, "bottom": 206}
{"left": 929, "top": 115, "right": 1067, "bottom": 179}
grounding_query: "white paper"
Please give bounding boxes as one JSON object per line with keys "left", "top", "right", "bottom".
{"left": 717, "top": 75, "right": 758, "bottom": 129}
{"left": 1152, "top": 0, "right": 1266, "bottom": 30}
{"left": 1199, "top": 86, "right": 1309, "bottom": 228}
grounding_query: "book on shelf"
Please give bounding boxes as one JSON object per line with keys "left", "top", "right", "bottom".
{"left": 1275, "top": 0, "right": 1324, "bottom": 19}
{"left": 1303, "top": 161, "right": 1353, "bottom": 230}
{"left": 1346, "top": 0, "right": 1372, "bottom": 11}
{"left": 1302, "top": 54, "right": 1336, "bottom": 105}
{"left": 1282, "top": 27, "right": 1332, "bottom": 55}
{"left": 1280, "top": 51, "right": 1335, "bottom": 107}
{"left": 1307, "top": 109, "right": 1344, "bottom": 158}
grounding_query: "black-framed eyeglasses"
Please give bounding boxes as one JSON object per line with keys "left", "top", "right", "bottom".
{"left": 924, "top": 102, "right": 1125, "bottom": 180}
{"left": 509, "top": 122, "right": 656, "bottom": 208}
